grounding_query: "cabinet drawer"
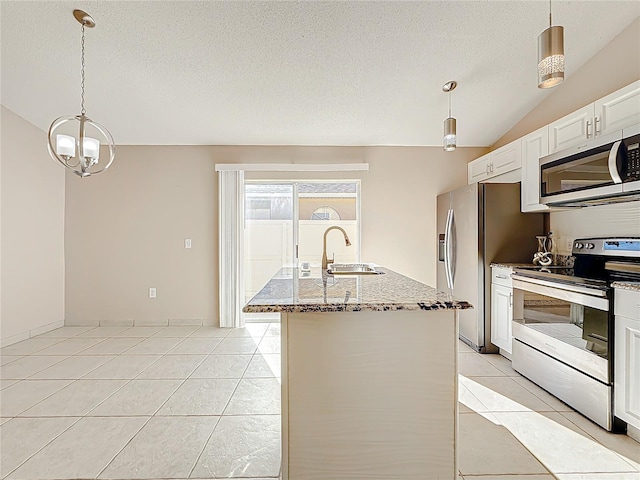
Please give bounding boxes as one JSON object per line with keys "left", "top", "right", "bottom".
{"left": 491, "top": 267, "right": 513, "bottom": 288}
{"left": 615, "top": 288, "right": 640, "bottom": 319}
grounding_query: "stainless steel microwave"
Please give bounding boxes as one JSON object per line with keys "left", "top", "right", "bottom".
{"left": 540, "top": 123, "right": 640, "bottom": 207}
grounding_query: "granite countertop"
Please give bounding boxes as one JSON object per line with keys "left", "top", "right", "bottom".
{"left": 243, "top": 266, "right": 473, "bottom": 313}
{"left": 491, "top": 263, "right": 536, "bottom": 269}
{"left": 612, "top": 281, "right": 640, "bottom": 292}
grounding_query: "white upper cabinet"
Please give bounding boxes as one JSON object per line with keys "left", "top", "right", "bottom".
{"left": 467, "top": 140, "right": 521, "bottom": 185}
{"left": 549, "top": 80, "right": 640, "bottom": 154}
{"left": 595, "top": 80, "right": 640, "bottom": 136}
{"left": 468, "top": 81, "right": 640, "bottom": 188}
{"left": 548, "top": 104, "right": 594, "bottom": 153}
{"left": 521, "top": 126, "right": 549, "bottom": 213}
{"left": 491, "top": 139, "right": 522, "bottom": 176}
{"left": 468, "top": 153, "right": 492, "bottom": 184}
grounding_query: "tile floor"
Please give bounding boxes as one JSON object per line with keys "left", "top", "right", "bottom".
{"left": 0, "top": 323, "right": 638, "bottom": 480}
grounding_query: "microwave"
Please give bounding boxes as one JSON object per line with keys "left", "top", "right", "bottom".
{"left": 540, "top": 123, "right": 640, "bottom": 207}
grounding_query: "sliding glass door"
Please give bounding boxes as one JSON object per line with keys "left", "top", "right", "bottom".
{"left": 243, "top": 181, "right": 360, "bottom": 320}
{"left": 296, "top": 182, "right": 359, "bottom": 267}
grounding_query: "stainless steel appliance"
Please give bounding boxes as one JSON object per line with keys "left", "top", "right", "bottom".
{"left": 436, "top": 183, "right": 545, "bottom": 353}
{"left": 540, "top": 123, "right": 640, "bottom": 207}
{"left": 511, "top": 238, "right": 640, "bottom": 431}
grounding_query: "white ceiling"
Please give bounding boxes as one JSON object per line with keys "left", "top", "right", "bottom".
{"left": 1, "top": 1, "right": 639, "bottom": 147}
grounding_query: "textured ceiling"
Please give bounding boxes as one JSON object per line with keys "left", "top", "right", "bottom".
{"left": 1, "top": 1, "right": 639, "bottom": 147}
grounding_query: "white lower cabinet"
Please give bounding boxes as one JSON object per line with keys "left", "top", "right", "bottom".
{"left": 614, "top": 288, "right": 640, "bottom": 431}
{"left": 491, "top": 267, "right": 513, "bottom": 355}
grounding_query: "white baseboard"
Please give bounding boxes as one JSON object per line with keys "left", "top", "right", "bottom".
{"left": 31, "top": 320, "right": 65, "bottom": 337}
{"left": 628, "top": 424, "right": 640, "bottom": 443}
{"left": 64, "top": 319, "right": 100, "bottom": 327}
{"left": 168, "top": 318, "right": 203, "bottom": 326}
{"left": 134, "top": 319, "right": 169, "bottom": 326}
{"left": 1, "top": 331, "right": 29, "bottom": 348}
{"left": 0, "top": 320, "right": 64, "bottom": 348}
{"left": 99, "top": 318, "right": 134, "bottom": 327}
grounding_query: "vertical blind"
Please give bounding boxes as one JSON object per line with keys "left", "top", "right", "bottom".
{"left": 218, "top": 170, "right": 245, "bottom": 328}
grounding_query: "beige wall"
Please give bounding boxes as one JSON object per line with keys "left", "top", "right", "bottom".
{"left": 493, "top": 18, "right": 640, "bottom": 149}
{"left": 1, "top": 106, "right": 65, "bottom": 345}
{"left": 65, "top": 145, "right": 485, "bottom": 326}
{"left": 64, "top": 146, "right": 217, "bottom": 326}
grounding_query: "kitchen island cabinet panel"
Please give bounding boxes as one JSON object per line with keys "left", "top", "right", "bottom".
{"left": 283, "top": 309, "right": 457, "bottom": 480}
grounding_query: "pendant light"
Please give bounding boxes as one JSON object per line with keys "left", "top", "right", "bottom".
{"left": 442, "top": 81, "right": 457, "bottom": 152}
{"left": 537, "top": 0, "right": 564, "bottom": 89}
{"left": 47, "top": 10, "right": 115, "bottom": 178}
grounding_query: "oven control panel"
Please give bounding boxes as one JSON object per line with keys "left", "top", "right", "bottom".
{"left": 573, "top": 238, "right": 640, "bottom": 257}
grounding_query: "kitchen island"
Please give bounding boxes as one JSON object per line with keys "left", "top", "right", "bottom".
{"left": 243, "top": 266, "right": 472, "bottom": 480}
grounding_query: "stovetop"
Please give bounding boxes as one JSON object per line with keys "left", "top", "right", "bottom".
{"left": 512, "top": 267, "right": 609, "bottom": 291}
{"left": 513, "top": 237, "right": 640, "bottom": 291}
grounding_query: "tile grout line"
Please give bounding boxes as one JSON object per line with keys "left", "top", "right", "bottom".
{"left": 187, "top": 325, "right": 270, "bottom": 478}
{"left": 1, "top": 415, "right": 85, "bottom": 478}
{"left": 219, "top": 329, "right": 267, "bottom": 417}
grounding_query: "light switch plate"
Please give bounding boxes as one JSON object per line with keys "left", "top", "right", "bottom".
{"left": 149, "top": 287, "right": 157, "bottom": 298}
{"left": 185, "top": 238, "right": 192, "bottom": 249}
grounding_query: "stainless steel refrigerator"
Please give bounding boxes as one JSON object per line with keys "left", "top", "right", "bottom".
{"left": 437, "top": 183, "right": 545, "bottom": 353}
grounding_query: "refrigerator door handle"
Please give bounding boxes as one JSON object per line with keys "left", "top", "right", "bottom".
{"left": 449, "top": 209, "right": 458, "bottom": 288}
{"left": 444, "top": 209, "right": 454, "bottom": 289}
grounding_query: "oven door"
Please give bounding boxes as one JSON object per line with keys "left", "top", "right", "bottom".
{"left": 512, "top": 275, "right": 610, "bottom": 383}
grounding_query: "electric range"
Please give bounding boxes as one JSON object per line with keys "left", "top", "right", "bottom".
{"left": 510, "top": 237, "right": 640, "bottom": 431}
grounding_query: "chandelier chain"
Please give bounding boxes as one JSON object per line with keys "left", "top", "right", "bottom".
{"left": 81, "top": 22, "right": 86, "bottom": 115}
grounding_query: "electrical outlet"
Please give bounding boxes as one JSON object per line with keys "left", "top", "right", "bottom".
{"left": 149, "top": 287, "right": 157, "bottom": 298}
{"left": 185, "top": 238, "right": 192, "bottom": 249}
{"left": 565, "top": 238, "right": 573, "bottom": 252}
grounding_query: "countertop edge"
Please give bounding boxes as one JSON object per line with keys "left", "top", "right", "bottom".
{"left": 612, "top": 281, "right": 640, "bottom": 292}
{"left": 243, "top": 300, "right": 473, "bottom": 314}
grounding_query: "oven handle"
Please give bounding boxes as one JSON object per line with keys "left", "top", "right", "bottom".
{"left": 605, "top": 261, "right": 640, "bottom": 274}
{"left": 512, "top": 277, "right": 609, "bottom": 311}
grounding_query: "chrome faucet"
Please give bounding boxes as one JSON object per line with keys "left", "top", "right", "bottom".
{"left": 322, "top": 226, "right": 352, "bottom": 270}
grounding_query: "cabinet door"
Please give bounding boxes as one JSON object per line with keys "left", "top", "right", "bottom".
{"left": 468, "top": 154, "right": 491, "bottom": 184}
{"left": 491, "top": 139, "right": 522, "bottom": 177}
{"left": 491, "top": 283, "right": 513, "bottom": 354}
{"left": 549, "top": 104, "right": 594, "bottom": 153}
{"left": 595, "top": 80, "right": 640, "bottom": 137}
{"left": 615, "top": 312, "right": 640, "bottom": 429}
{"left": 521, "top": 127, "right": 550, "bottom": 212}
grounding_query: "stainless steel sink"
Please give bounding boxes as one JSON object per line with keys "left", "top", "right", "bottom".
{"left": 326, "top": 263, "right": 384, "bottom": 275}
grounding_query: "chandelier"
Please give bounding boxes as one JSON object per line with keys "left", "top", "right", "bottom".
{"left": 47, "top": 9, "right": 115, "bottom": 178}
